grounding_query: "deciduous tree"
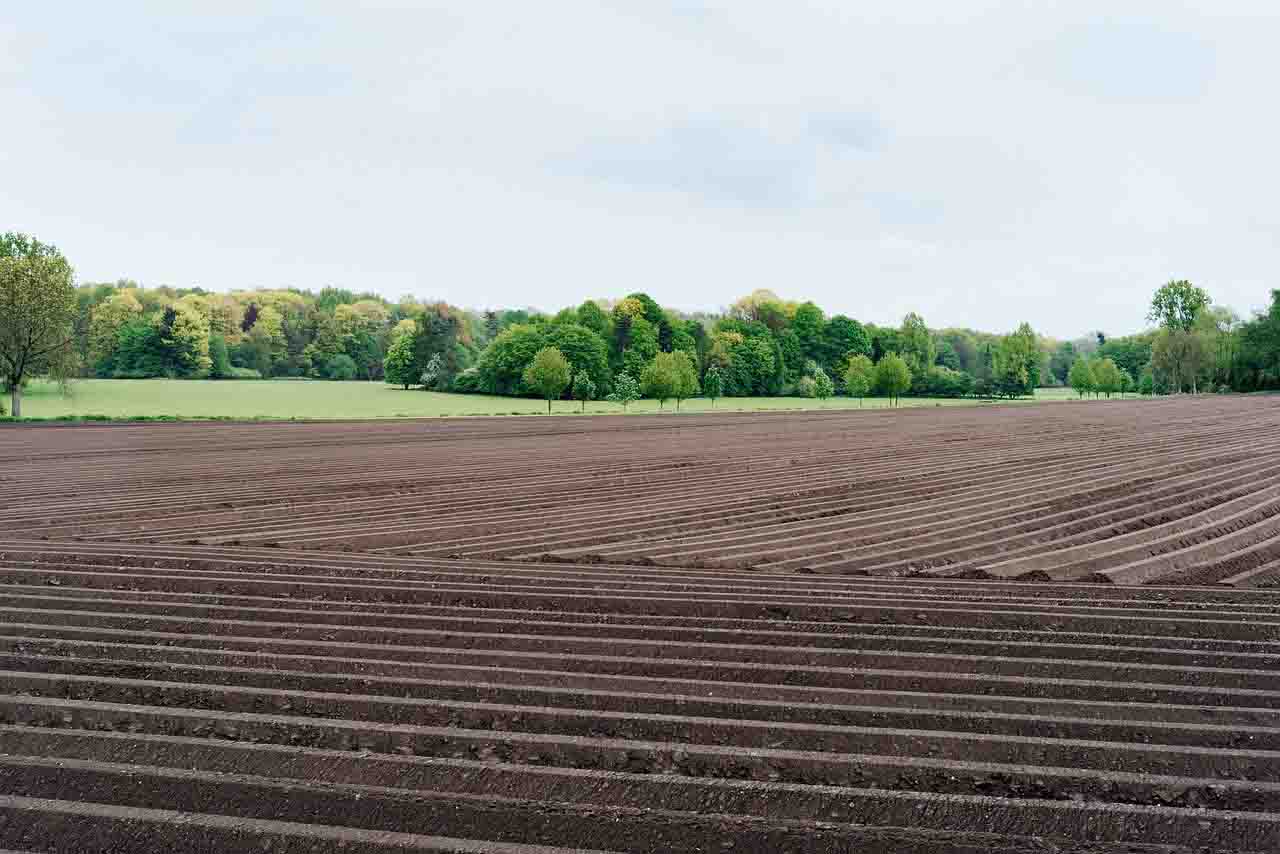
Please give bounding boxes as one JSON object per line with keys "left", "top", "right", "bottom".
{"left": 843, "top": 354, "right": 874, "bottom": 406}
{"left": 0, "top": 234, "right": 77, "bottom": 416}
{"left": 703, "top": 365, "right": 723, "bottom": 407}
{"left": 641, "top": 351, "right": 680, "bottom": 410}
{"left": 875, "top": 353, "right": 912, "bottom": 407}
{"left": 523, "top": 346, "right": 571, "bottom": 413}
{"left": 606, "top": 372, "right": 640, "bottom": 412}
{"left": 672, "top": 350, "right": 699, "bottom": 411}
{"left": 572, "top": 370, "right": 596, "bottom": 412}
{"left": 383, "top": 331, "right": 417, "bottom": 389}
{"left": 1068, "top": 358, "right": 1096, "bottom": 398}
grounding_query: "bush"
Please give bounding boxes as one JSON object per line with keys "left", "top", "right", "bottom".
{"left": 915, "top": 366, "right": 975, "bottom": 398}
{"left": 228, "top": 367, "right": 262, "bottom": 380}
{"left": 326, "top": 354, "right": 358, "bottom": 381}
{"left": 450, "top": 367, "right": 484, "bottom": 394}
{"left": 795, "top": 376, "right": 817, "bottom": 398}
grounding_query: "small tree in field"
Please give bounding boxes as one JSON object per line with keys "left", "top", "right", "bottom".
{"left": 843, "top": 354, "right": 873, "bottom": 407}
{"left": 1068, "top": 358, "right": 1095, "bottom": 399}
{"left": 703, "top": 364, "right": 723, "bottom": 407}
{"left": 641, "top": 351, "right": 680, "bottom": 410}
{"left": 1119, "top": 369, "right": 1133, "bottom": 398}
{"left": 672, "top": 351, "right": 699, "bottom": 411}
{"left": 1094, "top": 357, "right": 1122, "bottom": 398}
{"left": 523, "top": 346, "right": 571, "bottom": 413}
{"left": 0, "top": 234, "right": 77, "bottom": 417}
{"left": 875, "top": 353, "right": 912, "bottom": 407}
{"left": 572, "top": 370, "right": 596, "bottom": 413}
{"left": 607, "top": 372, "right": 640, "bottom": 412}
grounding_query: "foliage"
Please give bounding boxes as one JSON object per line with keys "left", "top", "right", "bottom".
{"left": 160, "top": 303, "right": 213, "bottom": 377}
{"left": 875, "top": 353, "right": 912, "bottom": 406}
{"left": 546, "top": 323, "right": 612, "bottom": 397}
{"left": 325, "top": 353, "right": 358, "bottom": 381}
{"left": 640, "top": 351, "right": 681, "bottom": 409}
{"left": 209, "top": 334, "right": 233, "bottom": 379}
{"left": 843, "top": 354, "right": 874, "bottom": 405}
{"left": 812, "top": 368, "right": 834, "bottom": 401}
{"left": 383, "top": 331, "right": 417, "bottom": 389}
{"left": 1068, "top": 358, "right": 1096, "bottom": 398}
{"left": 820, "top": 315, "right": 870, "bottom": 381}
{"left": 1148, "top": 280, "right": 1210, "bottom": 333}
{"left": 523, "top": 346, "right": 571, "bottom": 412}
{"left": 898, "top": 312, "right": 935, "bottom": 376}
{"left": 572, "top": 370, "right": 597, "bottom": 412}
{"left": 1093, "top": 357, "right": 1123, "bottom": 398}
{"left": 703, "top": 365, "right": 723, "bottom": 406}
{"left": 420, "top": 353, "right": 444, "bottom": 389}
{"left": 606, "top": 372, "right": 640, "bottom": 411}
{"left": 915, "top": 365, "right": 974, "bottom": 398}
{"left": 992, "top": 323, "right": 1041, "bottom": 397}
{"left": 672, "top": 350, "right": 699, "bottom": 410}
{"left": 1151, "top": 328, "right": 1210, "bottom": 393}
{"left": 0, "top": 233, "right": 78, "bottom": 417}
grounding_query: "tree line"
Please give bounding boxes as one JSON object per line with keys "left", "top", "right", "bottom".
{"left": 3, "top": 230, "right": 1279, "bottom": 416}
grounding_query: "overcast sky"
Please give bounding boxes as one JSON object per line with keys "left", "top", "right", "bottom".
{"left": 4, "top": 2, "right": 1278, "bottom": 337}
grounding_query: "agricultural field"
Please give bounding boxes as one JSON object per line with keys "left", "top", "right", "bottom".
{"left": 16, "top": 377, "right": 1080, "bottom": 420}
{"left": 2, "top": 395, "right": 1280, "bottom": 852}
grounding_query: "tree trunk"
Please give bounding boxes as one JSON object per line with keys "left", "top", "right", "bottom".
{"left": 10, "top": 384, "right": 20, "bottom": 418}
{"left": 547, "top": 399, "right": 552, "bottom": 415}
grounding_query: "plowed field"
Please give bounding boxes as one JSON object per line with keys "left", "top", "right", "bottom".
{"left": 2, "top": 395, "right": 1280, "bottom": 852}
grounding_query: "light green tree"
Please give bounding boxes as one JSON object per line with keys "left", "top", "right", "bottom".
{"left": 0, "top": 234, "right": 77, "bottom": 417}
{"left": 162, "top": 302, "right": 213, "bottom": 377}
{"left": 1093, "top": 357, "right": 1122, "bottom": 398}
{"left": 994, "top": 322, "right": 1042, "bottom": 397}
{"left": 843, "top": 354, "right": 874, "bottom": 407}
{"left": 672, "top": 350, "right": 700, "bottom": 411}
{"left": 606, "top": 372, "right": 641, "bottom": 412}
{"left": 572, "top": 370, "right": 597, "bottom": 413}
{"left": 1068, "top": 357, "right": 1096, "bottom": 398}
{"left": 898, "top": 312, "right": 935, "bottom": 376}
{"left": 812, "top": 368, "right": 834, "bottom": 402}
{"left": 703, "top": 364, "right": 723, "bottom": 407}
{"left": 87, "top": 291, "right": 142, "bottom": 372}
{"left": 383, "top": 330, "right": 417, "bottom": 389}
{"left": 875, "top": 353, "right": 912, "bottom": 407}
{"left": 641, "top": 351, "right": 681, "bottom": 410}
{"left": 523, "top": 346, "right": 571, "bottom": 413}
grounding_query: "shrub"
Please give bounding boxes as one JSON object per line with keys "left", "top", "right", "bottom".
{"left": 450, "top": 367, "right": 484, "bottom": 394}
{"left": 326, "top": 354, "right": 358, "bottom": 381}
{"left": 228, "top": 367, "right": 263, "bottom": 380}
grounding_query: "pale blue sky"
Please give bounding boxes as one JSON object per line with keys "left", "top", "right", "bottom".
{"left": 4, "top": 2, "right": 1278, "bottom": 337}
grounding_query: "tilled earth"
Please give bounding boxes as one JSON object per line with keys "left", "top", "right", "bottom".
{"left": 2, "top": 396, "right": 1280, "bottom": 852}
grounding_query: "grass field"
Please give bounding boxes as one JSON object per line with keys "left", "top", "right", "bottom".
{"left": 14, "top": 378, "right": 1085, "bottom": 420}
